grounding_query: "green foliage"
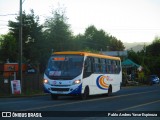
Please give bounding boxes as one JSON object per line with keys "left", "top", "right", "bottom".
{"left": 127, "top": 48, "right": 151, "bottom": 75}
{"left": 44, "top": 10, "right": 73, "bottom": 52}
{"left": 146, "top": 36, "right": 160, "bottom": 56}
{"left": 8, "top": 9, "right": 43, "bottom": 63}
{"left": 0, "top": 34, "right": 17, "bottom": 62}
{"left": 73, "top": 25, "right": 125, "bottom": 51}
{"left": 128, "top": 36, "right": 160, "bottom": 76}
{"left": 109, "top": 36, "right": 125, "bottom": 51}
{"left": 83, "top": 26, "right": 109, "bottom": 51}
{"left": 145, "top": 36, "right": 160, "bottom": 75}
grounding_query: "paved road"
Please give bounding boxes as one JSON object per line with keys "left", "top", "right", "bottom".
{"left": 0, "top": 84, "right": 160, "bottom": 120}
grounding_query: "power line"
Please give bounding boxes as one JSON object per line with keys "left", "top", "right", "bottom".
{"left": 0, "top": 27, "right": 9, "bottom": 29}
{"left": 105, "top": 28, "right": 160, "bottom": 31}
{"left": 0, "top": 24, "right": 8, "bottom": 27}
{"left": 0, "top": 20, "right": 8, "bottom": 22}
{"left": 0, "top": 14, "right": 18, "bottom": 16}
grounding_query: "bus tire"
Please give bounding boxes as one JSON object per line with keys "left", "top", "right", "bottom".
{"left": 107, "top": 85, "right": 112, "bottom": 97}
{"left": 81, "top": 87, "right": 89, "bottom": 100}
{"left": 51, "top": 94, "right": 58, "bottom": 100}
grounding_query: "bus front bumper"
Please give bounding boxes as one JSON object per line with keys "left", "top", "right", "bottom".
{"left": 43, "top": 84, "right": 82, "bottom": 95}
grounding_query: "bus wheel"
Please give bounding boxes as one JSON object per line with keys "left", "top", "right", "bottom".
{"left": 81, "top": 87, "right": 89, "bottom": 100}
{"left": 107, "top": 86, "right": 112, "bottom": 97}
{"left": 51, "top": 94, "right": 58, "bottom": 100}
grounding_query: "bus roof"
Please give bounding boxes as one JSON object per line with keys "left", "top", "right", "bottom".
{"left": 53, "top": 51, "right": 120, "bottom": 61}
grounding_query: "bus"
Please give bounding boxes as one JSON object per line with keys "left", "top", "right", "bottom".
{"left": 43, "top": 51, "right": 122, "bottom": 100}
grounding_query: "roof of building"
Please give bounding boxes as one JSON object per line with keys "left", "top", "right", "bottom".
{"left": 122, "top": 59, "right": 140, "bottom": 68}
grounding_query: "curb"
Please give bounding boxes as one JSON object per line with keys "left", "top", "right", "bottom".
{"left": 0, "top": 93, "right": 49, "bottom": 98}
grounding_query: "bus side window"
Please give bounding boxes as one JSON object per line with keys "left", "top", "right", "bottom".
{"left": 93, "top": 58, "right": 99, "bottom": 73}
{"left": 111, "top": 61, "right": 114, "bottom": 74}
{"left": 98, "top": 58, "right": 102, "bottom": 73}
{"left": 105, "top": 59, "right": 108, "bottom": 73}
{"left": 83, "top": 57, "right": 93, "bottom": 78}
{"left": 116, "top": 61, "right": 121, "bottom": 73}
{"left": 101, "top": 59, "right": 106, "bottom": 73}
{"left": 112, "top": 60, "right": 117, "bottom": 74}
{"left": 107, "top": 60, "right": 111, "bottom": 74}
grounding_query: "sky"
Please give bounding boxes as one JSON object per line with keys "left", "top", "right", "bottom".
{"left": 0, "top": 0, "right": 160, "bottom": 43}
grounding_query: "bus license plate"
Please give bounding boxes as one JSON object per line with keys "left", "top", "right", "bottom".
{"left": 57, "top": 91, "right": 63, "bottom": 94}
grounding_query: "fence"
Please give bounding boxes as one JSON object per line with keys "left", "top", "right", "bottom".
{"left": 0, "top": 73, "right": 44, "bottom": 96}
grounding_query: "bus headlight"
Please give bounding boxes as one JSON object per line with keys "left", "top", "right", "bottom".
{"left": 73, "top": 79, "right": 81, "bottom": 85}
{"left": 43, "top": 79, "right": 49, "bottom": 84}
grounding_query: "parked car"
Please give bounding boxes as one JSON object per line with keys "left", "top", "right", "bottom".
{"left": 149, "top": 75, "right": 160, "bottom": 84}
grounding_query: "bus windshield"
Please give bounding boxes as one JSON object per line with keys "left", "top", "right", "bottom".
{"left": 45, "top": 55, "right": 84, "bottom": 80}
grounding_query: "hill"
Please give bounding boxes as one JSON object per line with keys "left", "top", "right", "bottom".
{"left": 123, "top": 42, "right": 151, "bottom": 52}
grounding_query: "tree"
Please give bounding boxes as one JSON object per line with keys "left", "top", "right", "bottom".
{"left": 73, "top": 25, "right": 125, "bottom": 51}
{"left": 0, "top": 34, "right": 17, "bottom": 62}
{"left": 146, "top": 36, "right": 160, "bottom": 56}
{"left": 44, "top": 9, "right": 73, "bottom": 52}
{"left": 109, "top": 36, "right": 125, "bottom": 51}
{"left": 145, "top": 36, "right": 160, "bottom": 75}
{"left": 72, "top": 34, "right": 85, "bottom": 51}
{"left": 83, "top": 25, "right": 110, "bottom": 51}
{"left": 8, "top": 9, "right": 43, "bottom": 63}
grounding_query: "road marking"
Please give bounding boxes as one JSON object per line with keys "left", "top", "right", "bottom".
{"left": 20, "top": 90, "right": 159, "bottom": 111}
{"left": 118, "top": 99, "right": 160, "bottom": 111}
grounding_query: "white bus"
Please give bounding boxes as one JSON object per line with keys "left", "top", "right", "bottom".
{"left": 43, "top": 51, "right": 122, "bottom": 100}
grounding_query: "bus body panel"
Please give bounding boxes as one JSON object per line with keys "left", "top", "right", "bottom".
{"left": 82, "top": 72, "right": 122, "bottom": 95}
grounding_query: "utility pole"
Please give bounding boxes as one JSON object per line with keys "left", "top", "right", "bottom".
{"left": 19, "top": 0, "right": 23, "bottom": 92}
{"left": 142, "top": 43, "right": 146, "bottom": 66}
